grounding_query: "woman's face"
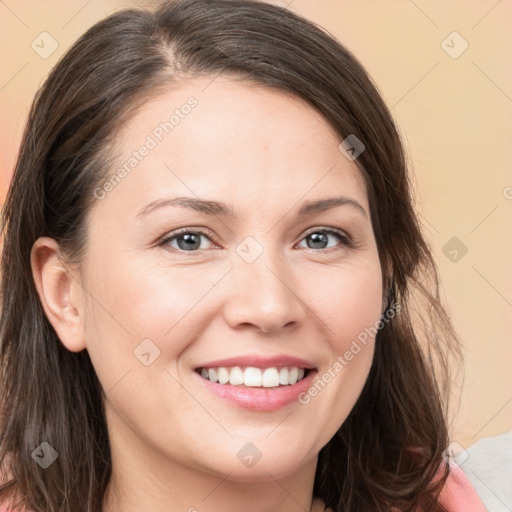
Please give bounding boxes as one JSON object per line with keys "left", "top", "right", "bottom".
{"left": 75, "top": 76, "right": 383, "bottom": 481}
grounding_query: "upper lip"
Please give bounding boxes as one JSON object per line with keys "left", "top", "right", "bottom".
{"left": 194, "top": 354, "right": 317, "bottom": 370}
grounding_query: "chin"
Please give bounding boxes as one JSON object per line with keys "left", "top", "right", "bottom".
{"left": 199, "top": 445, "right": 317, "bottom": 483}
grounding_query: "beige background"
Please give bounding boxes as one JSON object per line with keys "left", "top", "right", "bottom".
{"left": 1, "top": 0, "right": 511, "bottom": 450}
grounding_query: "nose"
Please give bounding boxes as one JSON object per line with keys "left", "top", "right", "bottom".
{"left": 222, "top": 244, "right": 307, "bottom": 335}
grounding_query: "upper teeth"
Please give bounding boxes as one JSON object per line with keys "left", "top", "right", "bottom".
{"left": 199, "top": 366, "right": 306, "bottom": 387}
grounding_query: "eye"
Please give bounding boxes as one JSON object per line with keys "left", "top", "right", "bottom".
{"left": 158, "top": 228, "right": 216, "bottom": 252}
{"left": 296, "top": 228, "right": 354, "bottom": 251}
{"left": 157, "top": 227, "right": 353, "bottom": 253}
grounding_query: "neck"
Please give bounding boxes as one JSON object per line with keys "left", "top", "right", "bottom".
{"left": 102, "top": 408, "right": 320, "bottom": 512}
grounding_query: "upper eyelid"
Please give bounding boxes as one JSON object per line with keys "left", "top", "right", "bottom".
{"left": 302, "top": 226, "right": 350, "bottom": 237}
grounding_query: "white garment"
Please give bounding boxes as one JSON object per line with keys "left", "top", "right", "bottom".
{"left": 458, "top": 430, "right": 512, "bottom": 512}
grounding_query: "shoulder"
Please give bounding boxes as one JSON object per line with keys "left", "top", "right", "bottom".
{"left": 457, "top": 430, "right": 512, "bottom": 511}
{"left": 0, "top": 496, "right": 20, "bottom": 512}
{"left": 0, "top": 478, "right": 24, "bottom": 512}
{"left": 313, "top": 466, "right": 486, "bottom": 512}
{"left": 404, "top": 444, "right": 487, "bottom": 511}
{"left": 313, "top": 465, "right": 487, "bottom": 511}
{"left": 0, "top": 500, "right": 13, "bottom": 512}
{"left": 0, "top": 499, "right": 26, "bottom": 512}
{"left": 438, "top": 463, "right": 487, "bottom": 512}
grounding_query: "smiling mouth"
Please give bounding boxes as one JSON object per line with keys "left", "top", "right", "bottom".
{"left": 194, "top": 366, "right": 312, "bottom": 388}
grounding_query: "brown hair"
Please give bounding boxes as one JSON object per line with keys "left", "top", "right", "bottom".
{"left": 0, "top": 0, "right": 462, "bottom": 510}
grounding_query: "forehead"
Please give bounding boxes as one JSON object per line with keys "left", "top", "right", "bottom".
{"left": 94, "top": 76, "right": 369, "bottom": 220}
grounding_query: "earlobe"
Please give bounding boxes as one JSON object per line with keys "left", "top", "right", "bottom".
{"left": 30, "top": 237, "right": 86, "bottom": 353}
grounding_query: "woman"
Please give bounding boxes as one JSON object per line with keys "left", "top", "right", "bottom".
{"left": 0, "top": 0, "right": 487, "bottom": 510}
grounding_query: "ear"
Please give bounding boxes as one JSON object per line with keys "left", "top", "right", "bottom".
{"left": 30, "top": 237, "right": 86, "bottom": 352}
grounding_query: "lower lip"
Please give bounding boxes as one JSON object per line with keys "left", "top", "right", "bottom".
{"left": 193, "top": 369, "right": 317, "bottom": 412}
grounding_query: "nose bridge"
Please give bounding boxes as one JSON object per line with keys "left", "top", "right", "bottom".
{"left": 225, "top": 234, "right": 304, "bottom": 332}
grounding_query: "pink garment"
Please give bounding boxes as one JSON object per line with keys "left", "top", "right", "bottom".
{"left": 0, "top": 464, "right": 487, "bottom": 511}
{"left": 437, "top": 463, "right": 487, "bottom": 511}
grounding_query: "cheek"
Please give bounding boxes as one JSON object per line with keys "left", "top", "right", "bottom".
{"left": 301, "top": 259, "right": 382, "bottom": 432}
{"left": 316, "top": 258, "right": 384, "bottom": 349}
{"left": 78, "top": 243, "right": 384, "bottom": 474}
{"left": 81, "top": 257, "right": 223, "bottom": 382}
{"left": 83, "top": 246, "right": 382, "bottom": 380}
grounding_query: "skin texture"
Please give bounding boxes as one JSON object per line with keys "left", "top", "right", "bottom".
{"left": 31, "top": 76, "right": 383, "bottom": 512}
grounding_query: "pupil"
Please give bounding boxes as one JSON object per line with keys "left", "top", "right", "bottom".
{"left": 309, "top": 232, "right": 327, "bottom": 249}
{"left": 179, "top": 233, "right": 200, "bottom": 250}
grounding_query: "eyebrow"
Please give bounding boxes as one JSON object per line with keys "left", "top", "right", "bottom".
{"left": 136, "top": 195, "right": 367, "bottom": 219}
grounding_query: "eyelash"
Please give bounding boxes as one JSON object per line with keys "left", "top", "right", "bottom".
{"left": 157, "top": 226, "right": 356, "bottom": 254}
